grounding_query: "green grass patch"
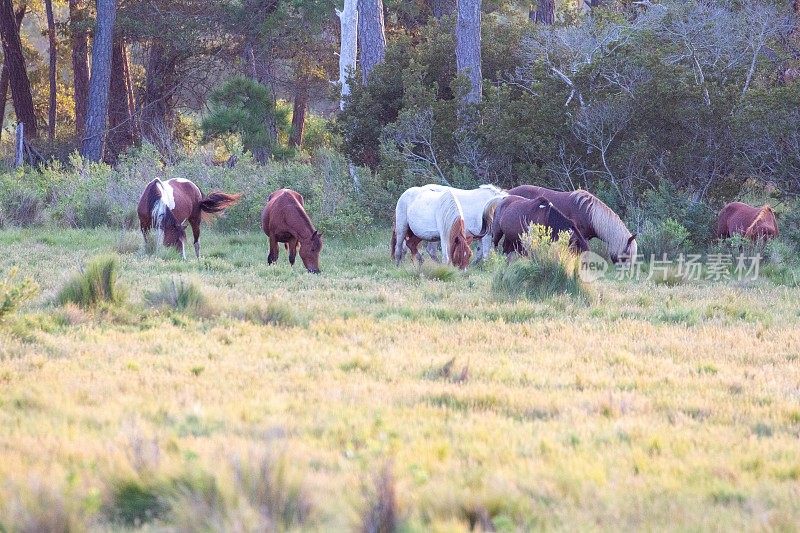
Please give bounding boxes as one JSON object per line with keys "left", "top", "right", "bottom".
{"left": 145, "top": 278, "right": 211, "bottom": 316}
{"left": 57, "top": 256, "right": 124, "bottom": 308}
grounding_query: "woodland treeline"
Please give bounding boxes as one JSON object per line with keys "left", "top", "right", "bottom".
{"left": 1, "top": 0, "right": 799, "bottom": 216}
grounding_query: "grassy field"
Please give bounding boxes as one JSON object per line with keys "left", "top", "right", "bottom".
{"left": 1, "top": 227, "right": 800, "bottom": 531}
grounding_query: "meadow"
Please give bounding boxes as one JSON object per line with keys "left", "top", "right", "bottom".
{"left": 1, "top": 226, "right": 800, "bottom": 531}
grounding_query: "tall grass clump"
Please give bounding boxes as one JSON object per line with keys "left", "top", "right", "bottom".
{"left": 361, "top": 463, "right": 398, "bottom": 533}
{"left": 57, "top": 256, "right": 123, "bottom": 308}
{"left": 493, "top": 225, "right": 588, "bottom": 301}
{"left": 145, "top": 278, "right": 210, "bottom": 315}
{"left": 238, "top": 299, "right": 304, "bottom": 327}
{"left": 0, "top": 268, "right": 39, "bottom": 320}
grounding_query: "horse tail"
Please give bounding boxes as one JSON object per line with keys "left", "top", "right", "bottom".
{"left": 199, "top": 191, "right": 242, "bottom": 215}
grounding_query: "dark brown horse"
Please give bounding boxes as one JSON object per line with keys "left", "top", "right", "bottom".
{"left": 261, "top": 188, "right": 323, "bottom": 273}
{"left": 716, "top": 202, "right": 779, "bottom": 240}
{"left": 137, "top": 178, "right": 241, "bottom": 259}
{"left": 508, "top": 185, "right": 637, "bottom": 263}
{"left": 491, "top": 195, "right": 589, "bottom": 255}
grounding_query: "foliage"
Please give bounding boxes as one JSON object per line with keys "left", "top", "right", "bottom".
{"left": 338, "top": 1, "right": 800, "bottom": 225}
{"left": 0, "top": 268, "right": 39, "bottom": 320}
{"left": 56, "top": 256, "right": 123, "bottom": 308}
{"left": 493, "top": 224, "right": 588, "bottom": 301}
{"left": 0, "top": 147, "right": 369, "bottom": 235}
{"left": 638, "top": 218, "right": 691, "bottom": 259}
{"left": 202, "top": 77, "right": 288, "bottom": 160}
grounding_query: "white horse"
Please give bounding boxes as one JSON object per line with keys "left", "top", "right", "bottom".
{"left": 393, "top": 184, "right": 507, "bottom": 263}
{"left": 393, "top": 188, "right": 473, "bottom": 269}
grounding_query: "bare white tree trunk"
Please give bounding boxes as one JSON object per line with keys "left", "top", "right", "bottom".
{"left": 337, "top": 0, "right": 360, "bottom": 190}
{"left": 337, "top": 0, "right": 358, "bottom": 112}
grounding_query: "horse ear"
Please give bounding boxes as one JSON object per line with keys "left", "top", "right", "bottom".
{"left": 628, "top": 234, "right": 637, "bottom": 244}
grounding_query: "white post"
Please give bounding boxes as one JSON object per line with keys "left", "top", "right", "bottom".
{"left": 14, "top": 123, "right": 24, "bottom": 167}
{"left": 337, "top": 0, "right": 360, "bottom": 191}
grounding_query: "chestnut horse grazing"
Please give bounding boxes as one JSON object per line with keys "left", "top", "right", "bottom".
{"left": 138, "top": 178, "right": 241, "bottom": 259}
{"left": 716, "top": 202, "right": 779, "bottom": 240}
{"left": 261, "top": 188, "right": 323, "bottom": 273}
{"left": 508, "top": 185, "right": 637, "bottom": 263}
{"left": 492, "top": 195, "right": 589, "bottom": 255}
{"left": 392, "top": 188, "right": 472, "bottom": 269}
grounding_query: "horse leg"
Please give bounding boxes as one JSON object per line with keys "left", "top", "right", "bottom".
{"left": 268, "top": 235, "right": 279, "bottom": 265}
{"left": 191, "top": 217, "right": 201, "bottom": 259}
{"left": 407, "top": 235, "right": 423, "bottom": 264}
{"left": 288, "top": 237, "right": 298, "bottom": 266}
{"left": 426, "top": 241, "right": 440, "bottom": 262}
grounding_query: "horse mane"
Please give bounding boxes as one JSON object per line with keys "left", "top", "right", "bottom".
{"left": 145, "top": 179, "right": 179, "bottom": 244}
{"left": 478, "top": 184, "right": 505, "bottom": 194}
{"left": 745, "top": 204, "right": 777, "bottom": 236}
{"left": 570, "top": 190, "right": 632, "bottom": 255}
{"left": 436, "top": 190, "right": 470, "bottom": 264}
{"left": 283, "top": 191, "right": 317, "bottom": 239}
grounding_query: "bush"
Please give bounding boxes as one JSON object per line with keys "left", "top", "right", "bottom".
{"left": 0, "top": 268, "right": 39, "bottom": 320}
{"left": 107, "top": 479, "right": 168, "bottom": 527}
{"left": 57, "top": 256, "right": 124, "bottom": 308}
{"left": 492, "top": 225, "right": 588, "bottom": 301}
{"left": 638, "top": 218, "right": 691, "bottom": 259}
{"left": 5, "top": 189, "right": 45, "bottom": 227}
{"left": 145, "top": 278, "right": 210, "bottom": 315}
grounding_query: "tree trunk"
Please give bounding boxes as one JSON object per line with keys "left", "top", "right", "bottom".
{"left": 337, "top": 0, "right": 360, "bottom": 189}
{"left": 529, "top": 0, "right": 554, "bottom": 25}
{"left": 81, "top": 0, "right": 116, "bottom": 161}
{"left": 431, "top": 0, "right": 456, "bottom": 18}
{"left": 289, "top": 80, "right": 308, "bottom": 148}
{"left": 337, "top": 0, "right": 358, "bottom": 110}
{"left": 140, "top": 42, "right": 179, "bottom": 154}
{"left": 70, "top": 0, "right": 90, "bottom": 140}
{"left": 0, "top": 4, "right": 24, "bottom": 142}
{"left": 0, "top": 0, "right": 37, "bottom": 138}
{"left": 106, "top": 38, "right": 138, "bottom": 161}
{"left": 456, "top": 0, "right": 482, "bottom": 104}
{"left": 358, "top": 0, "right": 386, "bottom": 83}
{"left": 45, "top": 0, "right": 57, "bottom": 141}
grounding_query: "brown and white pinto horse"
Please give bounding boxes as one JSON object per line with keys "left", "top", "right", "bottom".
{"left": 508, "top": 185, "right": 637, "bottom": 263}
{"left": 261, "top": 188, "right": 323, "bottom": 273}
{"left": 137, "top": 178, "right": 241, "bottom": 259}
{"left": 716, "top": 202, "right": 779, "bottom": 241}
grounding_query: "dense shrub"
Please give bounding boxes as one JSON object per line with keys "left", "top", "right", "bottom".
{"left": 493, "top": 225, "right": 588, "bottom": 301}
{"left": 5, "top": 189, "right": 46, "bottom": 227}
{"left": 57, "top": 256, "right": 124, "bottom": 308}
{"left": 638, "top": 218, "right": 691, "bottom": 259}
{"left": 0, "top": 147, "right": 369, "bottom": 235}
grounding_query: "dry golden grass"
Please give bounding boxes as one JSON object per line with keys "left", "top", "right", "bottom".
{"left": 1, "top": 228, "right": 799, "bottom": 531}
